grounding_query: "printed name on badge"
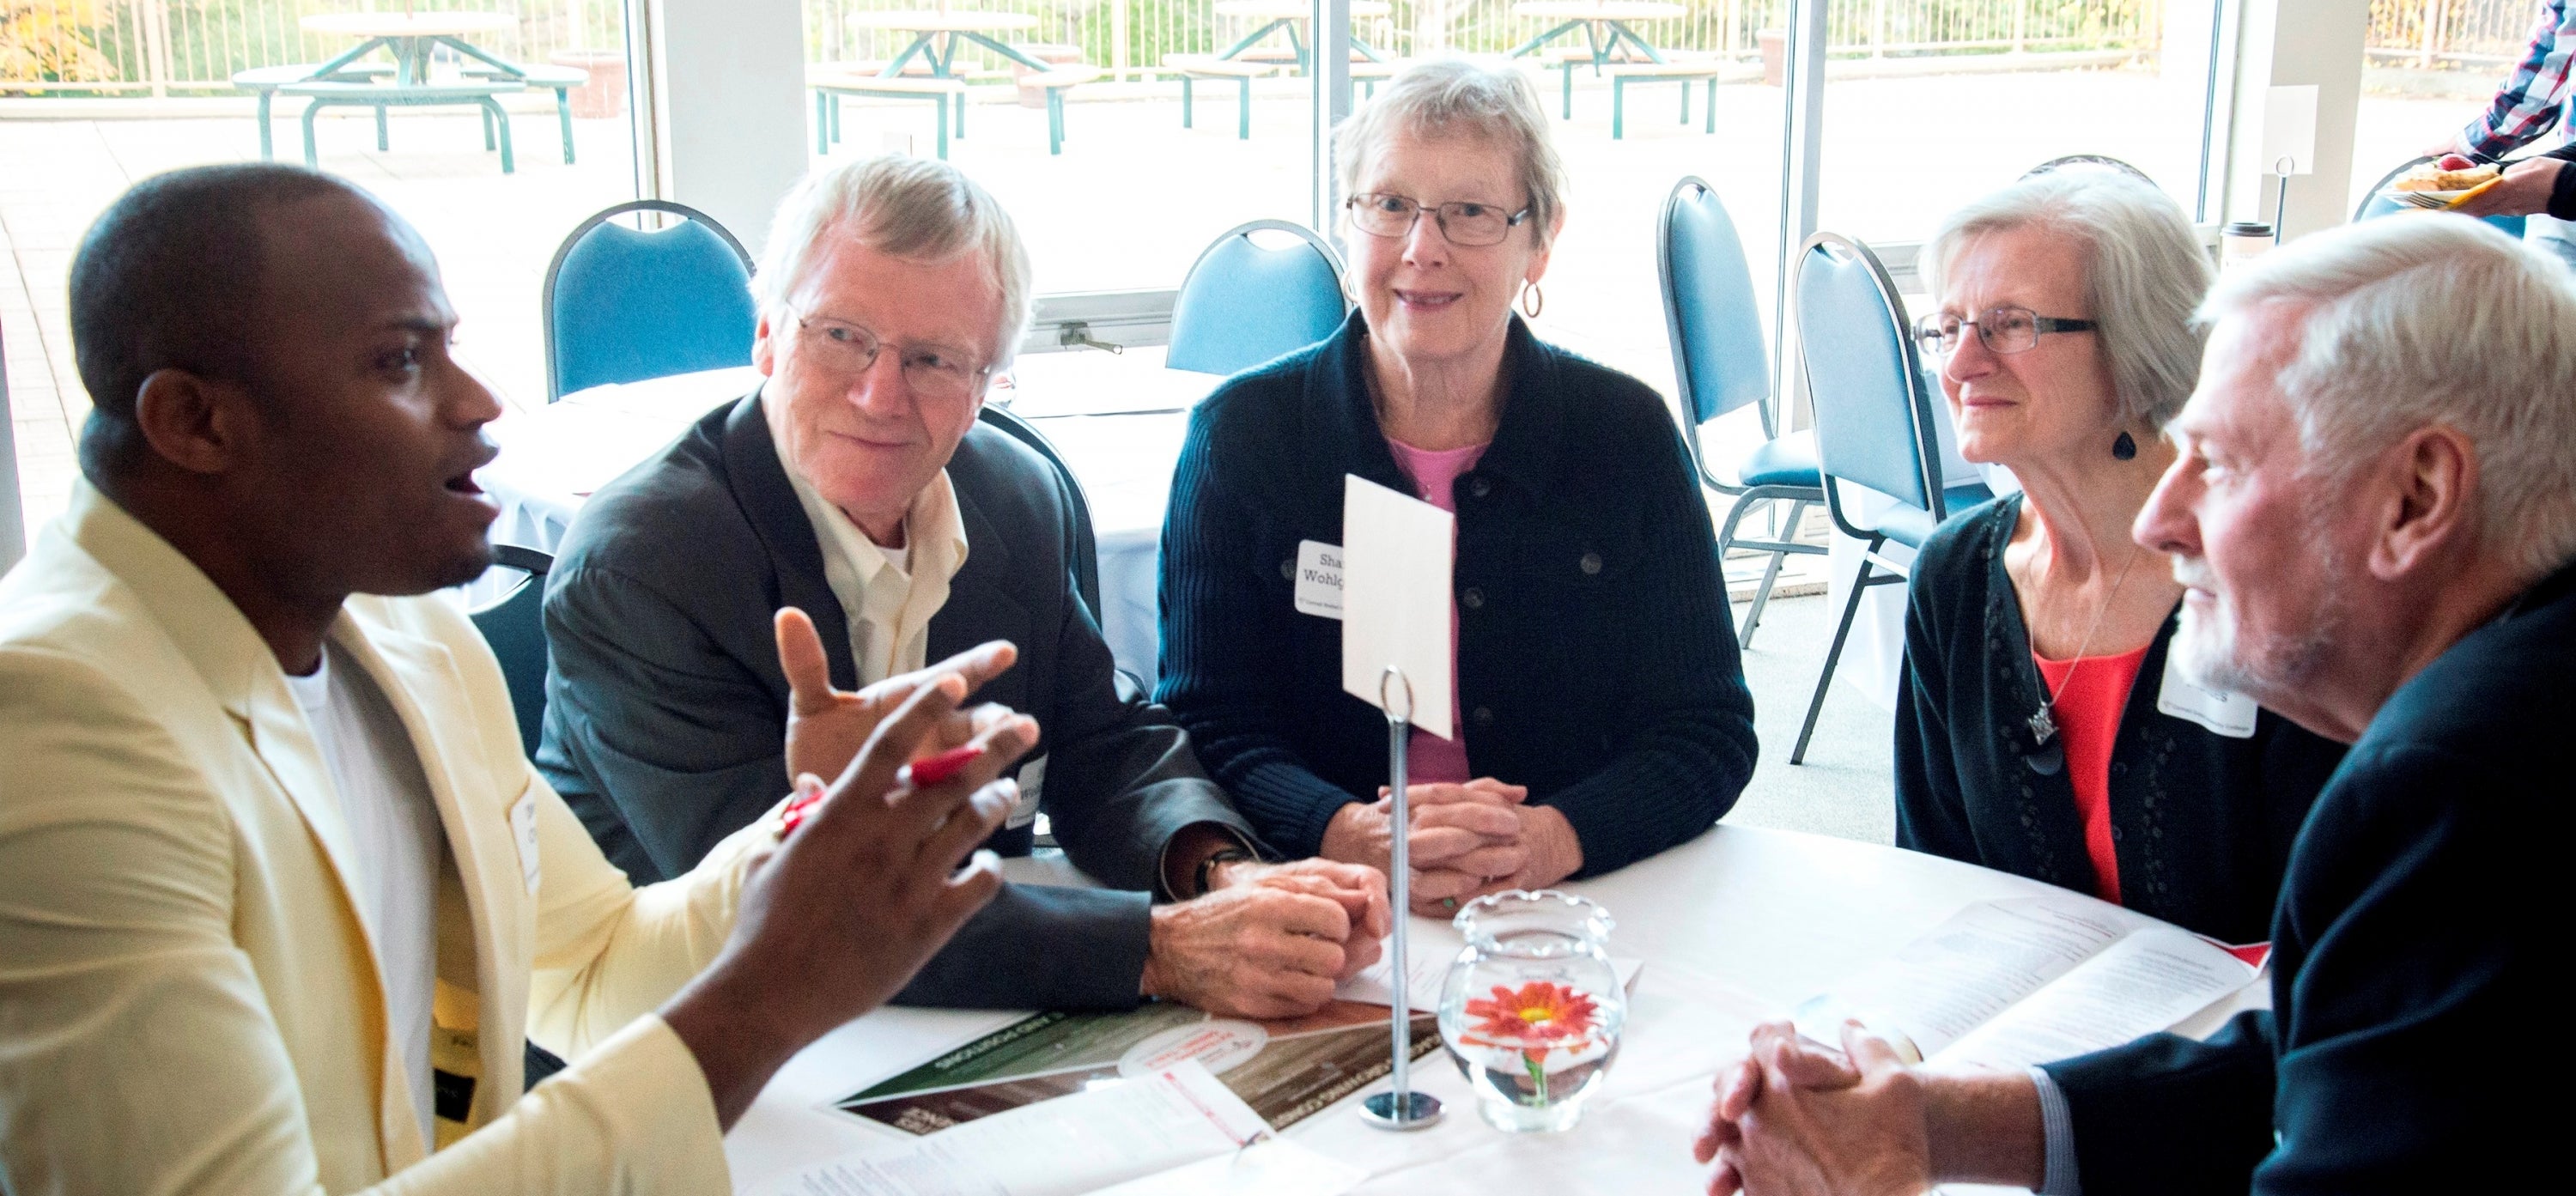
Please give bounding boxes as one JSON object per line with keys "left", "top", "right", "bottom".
{"left": 508, "top": 789, "right": 542, "bottom": 895}
{"left": 1294, "top": 540, "right": 1344, "bottom": 620}
{"left": 1008, "top": 756, "right": 1045, "bottom": 829}
{"left": 2155, "top": 648, "right": 2258, "bottom": 738}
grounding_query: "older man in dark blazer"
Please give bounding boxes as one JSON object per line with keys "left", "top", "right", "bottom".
{"left": 538, "top": 155, "right": 1387, "bottom": 1019}
{"left": 1692, "top": 218, "right": 2568, "bottom": 1194}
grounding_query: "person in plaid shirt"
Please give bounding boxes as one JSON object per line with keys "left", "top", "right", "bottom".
{"left": 2427, "top": 0, "right": 2576, "bottom": 264}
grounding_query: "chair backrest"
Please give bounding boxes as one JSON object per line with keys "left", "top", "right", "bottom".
{"left": 1658, "top": 177, "right": 1773, "bottom": 445}
{"left": 1166, "top": 220, "right": 1349, "bottom": 376}
{"left": 1793, "top": 232, "right": 1945, "bottom": 540}
{"left": 2022, "top": 154, "right": 2156, "bottom": 185}
{"left": 468, "top": 543, "right": 556, "bottom": 757}
{"left": 2354, "top": 155, "right": 2529, "bottom": 239}
{"left": 544, "top": 200, "right": 758, "bottom": 401}
{"left": 977, "top": 403, "right": 1102, "bottom": 617}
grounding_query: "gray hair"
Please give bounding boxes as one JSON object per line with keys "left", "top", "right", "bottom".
{"left": 755, "top": 155, "right": 1032, "bottom": 368}
{"left": 1334, "top": 58, "right": 1568, "bottom": 250}
{"left": 1925, "top": 169, "right": 2211, "bottom": 432}
{"left": 2198, "top": 216, "right": 2576, "bottom": 581}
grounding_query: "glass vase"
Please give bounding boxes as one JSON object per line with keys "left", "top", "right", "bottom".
{"left": 1436, "top": 889, "right": 1625, "bottom": 1133}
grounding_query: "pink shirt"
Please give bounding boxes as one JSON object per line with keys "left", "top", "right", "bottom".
{"left": 1385, "top": 436, "right": 1490, "bottom": 785}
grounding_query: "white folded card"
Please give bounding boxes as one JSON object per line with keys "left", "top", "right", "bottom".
{"left": 1339, "top": 475, "right": 1455, "bottom": 740}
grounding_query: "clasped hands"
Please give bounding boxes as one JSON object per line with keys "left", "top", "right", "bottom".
{"left": 1321, "top": 777, "right": 1583, "bottom": 917}
{"left": 1692, "top": 1021, "right": 2045, "bottom": 1196}
{"left": 774, "top": 608, "right": 1392, "bottom": 1023}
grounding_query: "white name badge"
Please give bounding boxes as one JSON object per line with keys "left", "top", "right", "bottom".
{"left": 2156, "top": 648, "right": 2259, "bottom": 739}
{"left": 1009, "top": 755, "right": 1045, "bottom": 829}
{"left": 508, "top": 788, "right": 542, "bottom": 895}
{"left": 1294, "top": 539, "right": 1344, "bottom": 620}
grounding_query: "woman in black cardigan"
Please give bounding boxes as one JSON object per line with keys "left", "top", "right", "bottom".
{"left": 1897, "top": 170, "right": 2343, "bottom": 944}
{"left": 1157, "top": 61, "right": 1757, "bottom": 914}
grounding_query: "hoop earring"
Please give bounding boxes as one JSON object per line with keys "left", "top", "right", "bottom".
{"left": 1520, "top": 283, "right": 1544, "bottom": 319}
{"left": 2112, "top": 431, "right": 2138, "bottom": 461}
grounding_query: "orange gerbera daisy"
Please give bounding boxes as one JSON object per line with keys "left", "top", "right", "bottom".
{"left": 1461, "top": 981, "right": 1599, "bottom": 1054}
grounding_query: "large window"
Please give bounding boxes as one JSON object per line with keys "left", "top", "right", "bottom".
{"left": 1, "top": 0, "right": 652, "bottom": 535}
{"left": 2350, "top": 0, "right": 2558, "bottom": 198}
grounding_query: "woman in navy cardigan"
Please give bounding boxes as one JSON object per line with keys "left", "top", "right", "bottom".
{"left": 1156, "top": 61, "right": 1758, "bottom": 914}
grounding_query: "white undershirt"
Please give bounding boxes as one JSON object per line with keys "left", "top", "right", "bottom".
{"left": 284, "top": 642, "right": 446, "bottom": 1150}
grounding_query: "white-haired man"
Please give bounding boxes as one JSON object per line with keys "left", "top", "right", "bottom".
{"left": 1692, "top": 214, "right": 2573, "bottom": 1193}
{"left": 539, "top": 155, "right": 1389, "bottom": 1019}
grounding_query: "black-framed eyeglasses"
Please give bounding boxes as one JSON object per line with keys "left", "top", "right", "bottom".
{"left": 1915, "top": 306, "right": 2097, "bottom": 356}
{"left": 793, "top": 311, "right": 989, "bottom": 400}
{"left": 1345, "top": 192, "right": 1534, "bottom": 247}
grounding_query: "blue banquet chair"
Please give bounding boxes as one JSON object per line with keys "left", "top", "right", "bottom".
{"left": 544, "top": 200, "right": 758, "bottom": 401}
{"left": 466, "top": 543, "right": 556, "bottom": 759}
{"left": 1789, "top": 231, "right": 1989, "bottom": 764}
{"left": 1165, "top": 220, "right": 1348, "bottom": 377}
{"left": 1656, "top": 176, "right": 1826, "bottom": 647}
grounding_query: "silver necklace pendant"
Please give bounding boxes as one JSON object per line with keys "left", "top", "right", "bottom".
{"left": 2026, "top": 706, "right": 2065, "bottom": 776}
{"left": 2027, "top": 705, "right": 2059, "bottom": 747}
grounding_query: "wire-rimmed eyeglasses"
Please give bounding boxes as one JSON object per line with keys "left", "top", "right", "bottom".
{"left": 1914, "top": 306, "right": 2097, "bottom": 356}
{"left": 1345, "top": 192, "right": 1534, "bottom": 247}
{"left": 793, "top": 312, "right": 989, "bottom": 400}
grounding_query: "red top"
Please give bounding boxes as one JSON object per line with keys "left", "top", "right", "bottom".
{"left": 2032, "top": 644, "right": 2153, "bottom": 905}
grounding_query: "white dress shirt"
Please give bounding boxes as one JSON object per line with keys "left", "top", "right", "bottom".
{"left": 781, "top": 459, "right": 970, "bottom": 685}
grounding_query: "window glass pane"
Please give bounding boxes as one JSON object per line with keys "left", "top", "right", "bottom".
{"left": 2, "top": 0, "right": 649, "bottom": 531}
{"left": 2352, "top": 0, "right": 2563, "bottom": 201}
{"left": 804, "top": 0, "right": 1316, "bottom": 295}
{"left": 1816, "top": 0, "right": 2227, "bottom": 240}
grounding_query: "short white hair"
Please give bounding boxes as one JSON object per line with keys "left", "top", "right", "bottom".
{"left": 1334, "top": 58, "right": 1567, "bottom": 249}
{"left": 2200, "top": 216, "right": 2576, "bottom": 581}
{"left": 1925, "top": 169, "right": 2212, "bottom": 431}
{"left": 755, "top": 155, "right": 1032, "bottom": 368}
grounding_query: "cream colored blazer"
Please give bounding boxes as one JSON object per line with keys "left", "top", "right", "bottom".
{"left": 0, "top": 485, "right": 772, "bottom": 1195}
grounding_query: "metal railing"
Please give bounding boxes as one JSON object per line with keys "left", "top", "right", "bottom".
{"left": 2365, "top": 0, "right": 2553, "bottom": 70}
{"left": 2, "top": 0, "right": 624, "bottom": 94}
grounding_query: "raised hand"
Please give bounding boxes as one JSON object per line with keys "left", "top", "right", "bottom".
{"left": 661, "top": 671, "right": 1040, "bottom": 1126}
{"left": 777, "top": 606, "right": 1017, "bottom": 787}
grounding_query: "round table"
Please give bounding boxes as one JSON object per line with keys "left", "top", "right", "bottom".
{"left": 468, "top": 355, "right": 1223, "bottom": 689}
{"left": 720, "top": 824, "right": 2262, "bottom": 1194}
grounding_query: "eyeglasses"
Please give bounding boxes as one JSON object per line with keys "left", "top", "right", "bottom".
{"left": 1915, "top": 306, "right": 2097, "bottom": 356}
{"left": 1345, "top": 192, "right": 1534, "bottom": 247}
{"left": 793, "top": 312, "right": 989, "bottom": 401}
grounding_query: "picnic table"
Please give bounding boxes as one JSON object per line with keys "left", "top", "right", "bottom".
{"left": 1510, "top": 0, "right": 1686, "bottom": 67}
{"left": 237, "top": 12, "right": 585, "bottom": 171}
{"left": 847, "top": 9, "right": 1052, "bottom": 76}
{"left": 297, "top": 11, "right": 521, "bottom": 85}
{"left": 1212, "top": 0, "right": 1393, "bottom": 70}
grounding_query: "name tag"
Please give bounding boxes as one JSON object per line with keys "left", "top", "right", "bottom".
{"left": 2155, "top": 648, "right": 2258, "bottom": 739}
{"left": 508, "top": 789, "right": 542, "bottom": 895}
{"left": 1009, "top": 755, "right": 1045, "bottom": 829}
{"left": 1295, "top": 540, "right": 1344, "bottom": 620}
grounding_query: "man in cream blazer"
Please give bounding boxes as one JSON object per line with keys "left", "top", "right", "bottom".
{"left": 0, "top": 165, "right": 1031, "bottom": 1194}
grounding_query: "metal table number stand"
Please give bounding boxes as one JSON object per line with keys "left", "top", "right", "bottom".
{"left": 1359, "top": 665, "right": 1443, "bottom": 1131}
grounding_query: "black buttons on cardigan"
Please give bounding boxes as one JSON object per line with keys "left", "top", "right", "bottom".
{"left": 1462, "top": 587, "right": 1485, "bottom": 610}
{"left": 1473, "top": 706, "right": 1495, "bottom": 725}
{"left": 1579, "top": 550, "right": 1603, "bottom": 575}
{"left": 1467, "top": 477, "right": 1492, "bottom": 499}
{"left": 2111, "top": 762, "right": 2128, "bottom": 777}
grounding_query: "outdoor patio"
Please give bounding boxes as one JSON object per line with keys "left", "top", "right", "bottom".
{"left": 0, "top": 66, "right": 2487, "bottom": 543}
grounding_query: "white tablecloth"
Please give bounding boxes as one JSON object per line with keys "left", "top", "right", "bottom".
{"left": 470, "top": 351, "right": 1223, "bottom": 688}
{"left": 721, "top": 824, "right": 2260, "bottom": 1195}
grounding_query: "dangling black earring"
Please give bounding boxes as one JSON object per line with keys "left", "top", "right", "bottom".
{"left": 2112, "top": 431, "right": 2138, "bottom": 461}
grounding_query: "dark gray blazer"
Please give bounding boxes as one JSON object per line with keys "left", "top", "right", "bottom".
{"left": 536, "top": 389, "right": 1253, "bottom": 1010}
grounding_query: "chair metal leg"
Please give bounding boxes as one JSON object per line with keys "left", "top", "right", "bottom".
{"left": 556, "top": 88, "right": 575, "bottom": 164}
{"left": 1739, "top": 499, "right": 1810, "bottom": 647}
{"left": 1791, "top": 545, "right": 1879, "bottom": 765}
{"left": 485, "top": 97, "right": 514, "bottom": 173}
{"left": 301, "top": 99, "right": 323, "bottom": 167}
{"left": 1236, "top": 76, "right": 1251, "bottom": 139}
{"left": 257, "top": 91, "right": 275, "bottom": 160}
{"left": 1181, "top": 76, "right": 1194, "bottom": 129}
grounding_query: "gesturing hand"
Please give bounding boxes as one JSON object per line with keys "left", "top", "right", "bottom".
{"left": 777, "top": 606, "right": 1018, "bottom": 788}
{"left": 663, "top": 671, "right": 1040, "bottom": 1127}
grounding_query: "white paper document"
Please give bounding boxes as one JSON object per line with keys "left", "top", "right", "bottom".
{"left": 1796, "top": 897, "right": 2261, "bottom": 1070}
{"left": 1339, "top": 475, "right": 1455, "bottom": 740}
{"left": 1084, "top": 1138, "right": 1365, "bottom": 1196}
{"left": 760, "top": 1061, "right": 1268, "bottom": 1196}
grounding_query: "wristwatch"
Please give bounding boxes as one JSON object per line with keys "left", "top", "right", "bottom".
{"left": 1194, "top": 847, "right": 1256, "bottom": 897}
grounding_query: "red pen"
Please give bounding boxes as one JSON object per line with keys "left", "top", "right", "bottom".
{"left": 904, "top": 743, "right": 987, "bottom": 787}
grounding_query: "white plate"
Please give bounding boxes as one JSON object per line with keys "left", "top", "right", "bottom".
{"left": 2378, "top": 186, "right": 2473, "bottom": 210}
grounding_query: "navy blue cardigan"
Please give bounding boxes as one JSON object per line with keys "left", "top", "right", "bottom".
{"left": 1155, "top": 312, "right": 1758, "bottom": 873}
